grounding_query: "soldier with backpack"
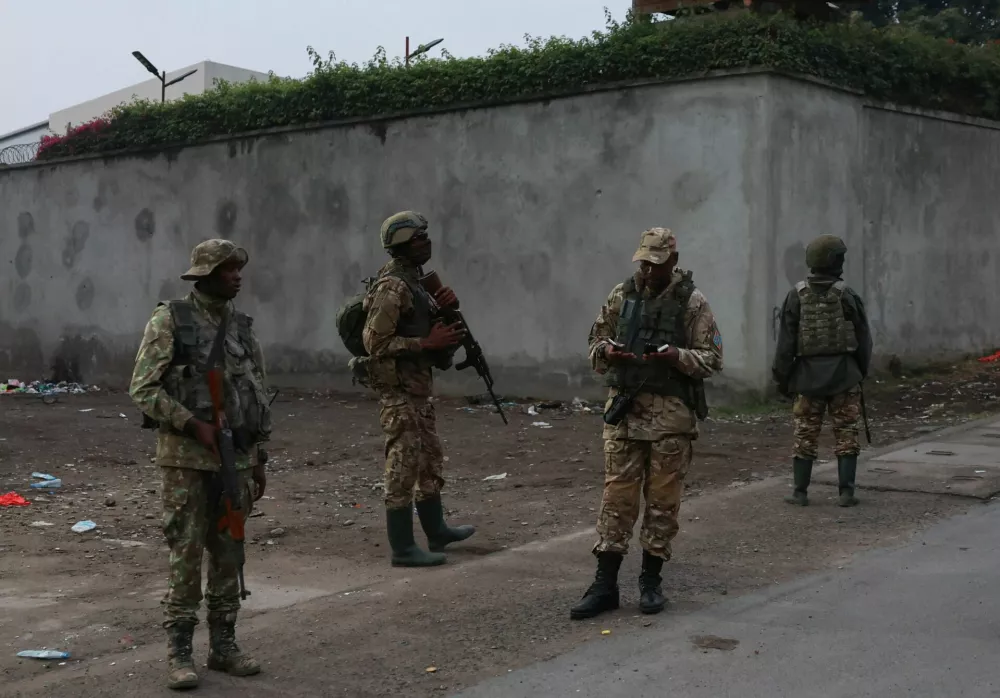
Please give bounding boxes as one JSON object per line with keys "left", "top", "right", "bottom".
{"left": 337, "top": 211, "right": 476, "bottom": 567}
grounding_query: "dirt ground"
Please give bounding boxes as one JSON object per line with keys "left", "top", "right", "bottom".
{"left": 0, "top": 358, "right": 998, "bottom": 696}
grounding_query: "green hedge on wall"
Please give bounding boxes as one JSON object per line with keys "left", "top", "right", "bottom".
{"left": 34, "top": 12, "right": 1000, "bottom": 161}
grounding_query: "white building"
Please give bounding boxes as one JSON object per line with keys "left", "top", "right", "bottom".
{"left": 0, "top": 60, "right": 270, "bottom": 158}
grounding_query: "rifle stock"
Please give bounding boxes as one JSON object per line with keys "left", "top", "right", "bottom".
{"left": 420, "top": 271, "right": 508, "bottom": 425}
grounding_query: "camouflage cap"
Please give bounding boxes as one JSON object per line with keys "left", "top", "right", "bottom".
{"left": 380, "top": 211, "right": 428, "bottom": 249}
{"left": 180, "top": 239, "right": 249, "bottom": 281}
{"left": 632, "top": 227, "right": 677, "bottom": 265}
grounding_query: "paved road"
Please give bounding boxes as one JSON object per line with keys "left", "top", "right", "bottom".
{"left": 456, "top": 501, "right": 1000, "bottom": 698}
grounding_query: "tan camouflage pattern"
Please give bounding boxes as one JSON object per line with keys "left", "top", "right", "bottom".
{"left": 632, "top": 227, "right": 677, "bottom": 265}
{"left": 792, "top": 386, "right": 862, "bottom": 459}
{"left": 129, "top": 289, "right": 267, "bottom": 471}
{"left": 380, "top": 211, "right": 429, "bottom": 249}
{"left": 180, "top": 239, "right": 248, "bottom": 280}
{"left": 589, "top": 268, "right": 723, "bottom": 440}
{"left": 379, "top": 394, "right": 445, "bottom": 509}
{"left": 161, "top": 466, "right": 255, "bottom": 628}
{"left": 362, "top": 258, "right": 435, "bottom": 397}
{"left": 593, "top": 435, "right": 692, "bottom": 560}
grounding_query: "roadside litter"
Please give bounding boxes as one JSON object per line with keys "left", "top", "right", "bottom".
{"left": 17, "top": 650, "right": 70, "bottom": 660}
{"left": 531, "top": 422, "right": 553, "bottom": 429}
{"left": 483, "top": 473, "right": 508, "bottom": 481}
{"left": 71, "top": 521, "right": 97, "bottom": 533}
{"left": 0, "top": 493, "right": 30, "bottom": 507}
{"left": 30, "top": 473, "right": 61, "bottom": 490}
{"left": 1, "top": 379, "right": 98, "bottom": 396}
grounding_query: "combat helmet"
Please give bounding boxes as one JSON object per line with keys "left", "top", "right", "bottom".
{"left": 805, "top": 234, "right": 847, "bottom": 270}
{"left": 380, "top": 211, "right": 428, "bottom": 249}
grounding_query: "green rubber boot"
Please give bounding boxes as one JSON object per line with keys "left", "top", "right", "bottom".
{"left": 838, "top": 454, "right": 860, "bottom": 507}
{"left": 415, "top": 495, "right": 476, "bottom": 552}
{"left": 386, "top": 506, "right": 446, "bottom": 567}
{"left": 206, "top": 611, "right": 260, "bottom": 677}
{"left": 165, "top": 622, "right": 199, "bottom": 690}
{"left": 784, "top": 457, "right": 813, "bottom": 506}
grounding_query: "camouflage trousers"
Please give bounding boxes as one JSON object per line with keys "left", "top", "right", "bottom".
{"left": 593, "top": 436, "right": 692, "bottom": 561}
{"left": 160, "top": 466, "right": 255, "bottom": 628}
{"left": 378, "top": 393, "right": 445, "bottom": 509}
{"left": 793, "top": 386, "right": 862, "bottom": 459}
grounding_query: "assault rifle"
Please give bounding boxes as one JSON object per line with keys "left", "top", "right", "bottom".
{"left": 205, "top": 309, "right": 250, "bottom": 600}
{"left": 420, "top": 270, "right": 508, "bottom": 425}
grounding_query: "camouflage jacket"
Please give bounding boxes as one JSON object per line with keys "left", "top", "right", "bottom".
{"left": 589, "top": 268, "right": 723, "bottom": 441}
{"left": 129, "top": 289, "right": 268, "bottom": 471}
{"left": 362, "top": 258, "right": 455, "bottom": 398}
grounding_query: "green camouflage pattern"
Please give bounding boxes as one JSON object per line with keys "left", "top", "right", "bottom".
{"left": 129, "top": 289, "right": 268, "bottom": 471}
{"left": 181, "top": 239, "right": 248, "bottom": 280}
{"left": 805, "top": 234, "right": 847, "bottom": 270}
{"left": 631, "top": 227, "right": 677, "bottom": 265}
{"left": 795, "top": 279, "right": 860, "bottom": 357}
{"left": 793, "top": 386, "right": 862, "bottom": 459}
{"left": 160, "top": 466, "right": 255, "bottom": 628}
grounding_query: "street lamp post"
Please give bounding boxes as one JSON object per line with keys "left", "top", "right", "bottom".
{"left": 131, "top": 51, "right": 198, "bottom": 103}
{"left": 404, "top": 37, "right": 444, "bottom": 67}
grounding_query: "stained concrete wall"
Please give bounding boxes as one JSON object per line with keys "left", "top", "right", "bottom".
{"left": 1, "top": 72, "right": 998, "bottom": 400}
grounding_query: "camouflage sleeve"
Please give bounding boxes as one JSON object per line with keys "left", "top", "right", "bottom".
{"left": 588, "top": 285, "right": 625, "bottom": 375}
{"left": 772, "top": 288, "right": 800, "bottom": 390}
{"left": 128, "top": 306, "right": 194, "bottom": 432}
{"left": 362, "top": 276, "right": 424, "bottom": 357}
{"left": 675, "top": 289, "right": 723, "bottom": 379}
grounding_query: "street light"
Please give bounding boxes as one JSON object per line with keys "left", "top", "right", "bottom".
{"left": 131, "top": 51, "right": 198, "bottom": 103}
{"left": 405, "top": 37, "right": 444, "bottom": 67}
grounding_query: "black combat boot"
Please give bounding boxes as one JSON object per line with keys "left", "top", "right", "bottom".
{"left": 415, "top": 495, "right": 476, "bottom": 552}
{"left": 570, "top": 551, "right": 622, "bottom": 620}
{"left": 386, "top": 506, "right": 446, "bottom": 567}
{"left": 837, "top": 454, "right": 860, "bottom": 507}
{"left": 165, "top": 621, "right": 198, "bottom": 690}
{"left": 206, "top": 611, "right": 260, "bottom": 677}
{"left": 638, "top": 550, "right": 666, "bottom": 614}
{"left": 784, "top": 457, "right": 814, "bottom": 506}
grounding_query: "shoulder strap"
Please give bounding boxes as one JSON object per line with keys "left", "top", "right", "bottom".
{"left": 674, "top": 270, "right": 695, "bottom": 305}
{"left": 622, "top": 276, "right": 637, "bottom": 295}
{"left": 201, "top": 308, "right": 230, "bottom": 373}
{"left": 165, "top": 300, "right": 198, "bottom": 364}
{"left": 234, "top": 311, "right": 253, "bottom": 348}
{"left": 794, "top": 280, "right": 808, "bottom": 293}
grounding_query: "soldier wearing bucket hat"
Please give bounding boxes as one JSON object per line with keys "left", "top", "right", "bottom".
{"left": 571, "top": 227, "right": 723, "bottom": 621}
{"left": 129, "top": 239, "right": 271, "bottom": 689}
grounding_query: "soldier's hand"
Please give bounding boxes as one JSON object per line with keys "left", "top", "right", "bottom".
{"left": 644, "top": 346, "right": 680, "bottom": 364}
{"left": 605, "top": 346, "right": 636, "bottom": 362}
{"left": 421, "top": 321, "right": 467, "bottom": 350}
{"left": 185, "top": 418, "right": 218, "bottom": 454}
{"left": 434, "top": 286, "right": 459, "bottom": 309}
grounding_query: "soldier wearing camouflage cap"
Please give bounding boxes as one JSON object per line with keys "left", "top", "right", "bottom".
{"left": 361, "top": 211, "right": 476, "bottom": 568}
{"left": 129, "top": 239, "right": 270, "bottom": 689}
{"left": 772, "top": 234, "right": 872, "bottom": 508}
{"left": 572, "top": 227, "right": 723, "bottom": 621}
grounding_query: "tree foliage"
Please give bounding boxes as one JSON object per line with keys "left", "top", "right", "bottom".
{"left": 34, "top": 11, "right": 1000, "bottom": 161}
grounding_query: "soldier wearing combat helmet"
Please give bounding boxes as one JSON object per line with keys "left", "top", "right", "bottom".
{"left": 571, "top": 227, "right": 723, "bottom": 620}
{"left": 361, "top": 211, "right": 476, "bottom": 567}
{"left": 130, "top": 239, "right": 270, "bottom": 690}
{"left": 772, "top": 234, "right": 873, "bottom": 507}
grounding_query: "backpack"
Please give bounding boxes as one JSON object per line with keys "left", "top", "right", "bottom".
{"left": 336, "top": 278, "right": 375, "bottom": 357}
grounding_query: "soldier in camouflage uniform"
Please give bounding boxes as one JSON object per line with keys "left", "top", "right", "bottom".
{"left": 361, "top": 211, "right": 476, "bottom": 567}
{"left": 130, "top": 239, "right": 270, "bottom": 690}
{"left": 772, "top": 234, "right": 872, "bottom": 508}
{"left": 571, "top": 228, "right": 723, "bottom": 620}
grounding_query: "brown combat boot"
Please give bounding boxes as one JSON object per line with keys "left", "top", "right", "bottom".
{"left": 206, "top": 611, "right": 260, "bottom": 677}
{"left": 166, "top": 622, "right": 199, "bottom": 690}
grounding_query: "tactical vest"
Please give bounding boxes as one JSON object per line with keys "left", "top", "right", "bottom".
{"left": 795, "top": 280, "right": 859, "bottom": 357}
{"left": 390, "top": 274, "right": 433, "bottom": 339}
{"left": 605, "top": 272, "right": 695, "bottom": 402}
{"left": 159, "top": 300, "right": 272, "bottom": 451}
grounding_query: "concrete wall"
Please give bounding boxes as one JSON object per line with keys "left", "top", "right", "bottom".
{"left": 48, "top": 61, "right": 270, "bottom": 133}
{"left": 2, "top": 72, "right": 998, "bottom": 400}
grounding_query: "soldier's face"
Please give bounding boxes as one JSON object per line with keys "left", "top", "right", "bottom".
{"left": 406, "top": 232, "right": 432, "bottom": 266}
{"left": 640, "top": 254, "right": 676, "bottom": 289}
{"left": 204, "top": 260, "right": 243, "bottom": 299}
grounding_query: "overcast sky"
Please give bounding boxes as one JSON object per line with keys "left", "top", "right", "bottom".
{"left": 0, "top": 0, "right": 633, "bottom": 136}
